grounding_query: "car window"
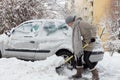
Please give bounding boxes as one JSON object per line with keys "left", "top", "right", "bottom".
{"left": 16, "top": 22, "right": 40, "bottom": 33}
{"left": 43, "top": 21, "right": 57, "bottom": 36}
{"left": 56, "top": 21, "right": 68, "bottom": 30}
{"left": 31, "top": 24, "right": 39, "bottom": 32}
{"left": 43, "top": 21, "right": 69, "bottom": 36}
{"left": 12, "top": 21, "right": 41, "bottom": 37}
{"left": 16, "top": 23, "right": 32, "bottom": 33}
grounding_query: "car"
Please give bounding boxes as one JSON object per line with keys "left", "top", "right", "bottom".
{"left": 0, "top": 19, "right": 75, "bottom": 64}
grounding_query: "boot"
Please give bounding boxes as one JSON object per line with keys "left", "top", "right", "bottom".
{"left": 72, "top": 68, "right": 83, "bottom": 78}
{"left": 91, "top": 69, "right": 99, "bottom": 80}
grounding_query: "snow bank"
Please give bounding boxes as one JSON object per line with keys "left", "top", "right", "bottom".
{"left": 0, "top": 52, "right": 120, "bottom": 80}
{"left": 0, "top": 55, "right": 69, "bottom": 80}
{"left": 97, "top": 52, "right": 120, "bottom": 80}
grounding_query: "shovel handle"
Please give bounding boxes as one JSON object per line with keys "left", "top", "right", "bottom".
{"left": 56, "top": 43, "right": 89, "bottom": 70}
{"left": 64, "top": 43, "right": 89, "bottom": 64}
{"left": 83, "top": 43, "right": 89, "bottom": 49}
{"left": 64, "top": 55, "right": 74, "bottom": 63}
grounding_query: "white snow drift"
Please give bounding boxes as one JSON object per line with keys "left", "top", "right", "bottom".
{"left": 0, "top": 52, "right": 120, "bottom": 80}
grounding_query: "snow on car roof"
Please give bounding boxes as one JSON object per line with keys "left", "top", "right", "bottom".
{"left": 16, "top": 19, "right": 66, "bottom": 28}
{"left": 24, "top": 19, "right": 65, "bottom": 23}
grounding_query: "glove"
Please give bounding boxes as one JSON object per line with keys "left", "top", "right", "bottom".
{"left": 90, "top": 38, "right": 96, "bottom": 43}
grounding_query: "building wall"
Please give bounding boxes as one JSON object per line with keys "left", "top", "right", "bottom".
{"left": 93, "top": 0, "right": 110, "bottom": 25}
{"left": 93, "top": 0, "right": 111, "bottom": 42}
{"left": 74, "top": 0, "right": 94, "bottom": 24}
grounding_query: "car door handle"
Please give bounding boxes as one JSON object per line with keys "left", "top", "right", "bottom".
{"left": 24, "top": 36, "right": 32, "bottom": 37}
{"left": 30, "top": 41, "right": 35, "bottom": 43}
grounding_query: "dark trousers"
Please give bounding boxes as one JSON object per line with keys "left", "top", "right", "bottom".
{"left": 76, "top": 51, "right": 98, "bottom": 70}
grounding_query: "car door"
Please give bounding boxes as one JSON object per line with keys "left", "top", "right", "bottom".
{"left": 5, "top": 21, "right": 42, "bottom": 59}
{"left": 34, "top": 20, "right": 66, "bottom": 60}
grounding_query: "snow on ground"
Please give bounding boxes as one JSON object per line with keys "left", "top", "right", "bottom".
{"left": 0, "top": 52, "right": 120, "bottom": 80}
{"left": 0, "top": 55, "right": 68, "bottom": 80}
{"left": 97, "top": 52, "right": 120, "bottom": 80}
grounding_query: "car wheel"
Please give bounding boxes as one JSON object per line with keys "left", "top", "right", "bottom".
{"left": 56, "top": 50, "right": 76, "bottom": 69}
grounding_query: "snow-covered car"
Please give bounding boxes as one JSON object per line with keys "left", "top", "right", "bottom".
{"left": 0, "top": 19, "right": 74, "bottom": 61}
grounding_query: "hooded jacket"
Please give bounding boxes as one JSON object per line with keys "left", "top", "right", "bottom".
{"left": 72, "top": 19, "right": 104, "bottom": 62}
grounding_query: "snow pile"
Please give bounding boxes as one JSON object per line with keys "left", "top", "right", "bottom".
{"left": 0, "top": 55, "right": 69, "bottom": 80}
{"left": 0, "top": 52, "right": 120, "bottom": 80}
{"left": 97, "top": 52, "right": 120, "bottom": 80}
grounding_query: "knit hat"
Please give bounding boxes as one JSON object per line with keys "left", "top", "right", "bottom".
{"left": 65, "top": 16, "right": 76, "bottom": 24}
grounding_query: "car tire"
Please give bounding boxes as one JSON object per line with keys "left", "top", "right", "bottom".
{"left": 56, "top": 50, "right": 76, "bottom": 69}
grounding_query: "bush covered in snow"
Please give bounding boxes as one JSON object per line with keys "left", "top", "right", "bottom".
{"left": 99, "top": 17, "right": 120, "bottom": 53}
{"left": 0, "top": 0, "right": 46, "bottom": 33}
{"left": 0, "top": 0, "right": 66, "bottom": 34}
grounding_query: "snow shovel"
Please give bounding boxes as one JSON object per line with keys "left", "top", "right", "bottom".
{"left": 55, "top": 55, "right": 74, "bottom": 75}
{"left": 56, "top": 55, "right": 74, "bottom": 70}
{"left": 55, "top": 43, "right": 89, "bottom": 74}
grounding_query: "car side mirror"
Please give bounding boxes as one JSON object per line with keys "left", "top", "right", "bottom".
{"left": 5, "top": 28, "right": 15, "bottom": 37}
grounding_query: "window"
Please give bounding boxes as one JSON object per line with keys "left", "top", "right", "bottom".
{"left": 16, "top": 22, "right": 33, "bottom": 33}
{"left": 91, "top": 11, "right": 93, "bottom": 16}
{"left": 43, "top": 21, "right": 68, "bottom": 36}
{"left": 114, "top": 0, "right": 120, "bottom": 6}
{"left": 114, "top": 10, "right": 119, "bottom": 16}
{"left": 43, "top": 21, "right": 57, "bottom": 36}
{"left": 118, "top": 19, "right": 120, "bottom": 26}
{"left": 13, "top": 22, "right": 41, "bottom": 37}
{"left": 84, "top": 7, "right": 87, "bottom": 10}
{"left": 90, "top": 1, "right": 93, "bottom": 6}
{"left": 56, "top": 21, "right": 68, "bottom": 30}
{"left": 31, "top": 24, "right": 39, "bottom": 32}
